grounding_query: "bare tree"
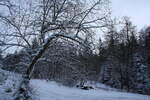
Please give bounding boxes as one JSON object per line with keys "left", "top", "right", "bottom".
{"left": 0, "top": 0, "right": 110, "bottom": 99}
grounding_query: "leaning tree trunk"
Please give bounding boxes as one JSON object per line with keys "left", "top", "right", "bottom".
{"left": 13, "top": 34, "right": 84, "bottom": 100}
{"left": 14, "top": 34, "right": 61, "bottom": 100}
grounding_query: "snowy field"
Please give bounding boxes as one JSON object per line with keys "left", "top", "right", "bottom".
{"left": 30, "top": 80, "right": 150, "bottom": 100}
{"left": 0, "top": 68, "right": 150, "bottom": 100}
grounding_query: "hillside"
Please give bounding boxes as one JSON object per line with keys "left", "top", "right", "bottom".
{"left": 0, "top": 69, "right": 21, "bottom": 100}
{"left": 0, "top": 68, "right": 150, "bottom": 100}
{"left": 30, "top": 79, "right": 150, "bottom": 100}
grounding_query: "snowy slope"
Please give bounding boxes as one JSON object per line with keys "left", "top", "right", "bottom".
{"left": 0, "top": 68, "right": 150, "bottom": 100}
{"left": 30, "top": 80, "right": 150, "bottom": 100}
{"left": 0, "top": 69, "right": 21, "bottom": 100}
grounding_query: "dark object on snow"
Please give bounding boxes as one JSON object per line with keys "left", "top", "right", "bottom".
{"left": 5, "top": 88, "right": 12, "bottom": 93}
{"left": 81, "top": 86, "right": 94, "bottom": 90}
{"left": 76, "top": 85, "right": 94, "bottom": 90}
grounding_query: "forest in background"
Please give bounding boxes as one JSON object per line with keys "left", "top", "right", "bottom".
{"left": 0, "top": 0, "right": 149, "bottom": 98}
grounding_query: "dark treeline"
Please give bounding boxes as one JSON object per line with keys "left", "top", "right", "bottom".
{"left": 0, "top": 17, "right": 150, "bottom": 95}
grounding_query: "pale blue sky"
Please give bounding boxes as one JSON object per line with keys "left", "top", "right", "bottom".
{"left": 111, "top": 0, "right": 150, "bottom": 29}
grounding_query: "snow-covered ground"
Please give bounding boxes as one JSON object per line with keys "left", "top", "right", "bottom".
{"left": 0, "top": 69, "right": 21, "bottom": 100}
{"left": 30, "top": 80, "right": 150, "bottom": 100}
{"left": 0, "top": 68, "right": 150, "bottom": 100}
